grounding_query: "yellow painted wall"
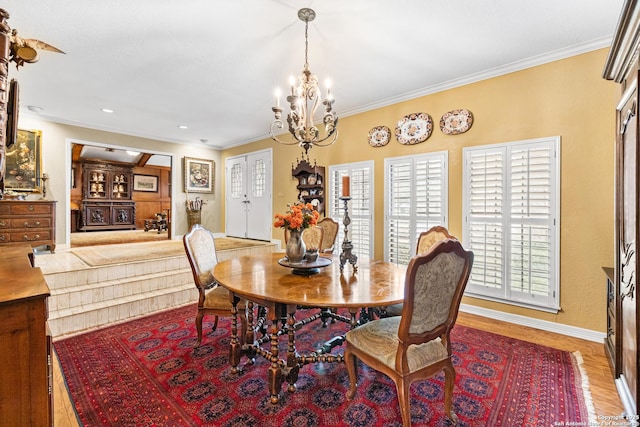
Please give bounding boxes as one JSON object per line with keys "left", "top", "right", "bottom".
{"left": 222, "top": 48, "right": 619, "bottom": 332}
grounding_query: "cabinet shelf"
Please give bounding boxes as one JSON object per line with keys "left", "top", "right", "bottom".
{"left": 292, "top": 159, "right": 325, "bottom": 214}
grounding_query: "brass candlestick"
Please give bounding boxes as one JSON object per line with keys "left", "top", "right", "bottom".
{"left": 339, "top": 196, "right": 358, "bottom": 273}
{"left": 40, "top": 173, "right": 49, "bottom": 200}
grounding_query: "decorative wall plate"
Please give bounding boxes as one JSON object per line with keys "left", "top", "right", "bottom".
{"left": 439, "top": 109, "right": 473, "bottom": 135}
{"left": 395, "top": 113, "right": 433, "bottom": 145}
{"left": 368, "top": 125, "right": 391, "bottom": 147}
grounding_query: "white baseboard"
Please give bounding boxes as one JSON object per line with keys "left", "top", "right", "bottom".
{"left": 460, "top": 303, "right": 606, "bottom": 343}
{"left": 616, "top": 375, "right": 638, "bottom": 418}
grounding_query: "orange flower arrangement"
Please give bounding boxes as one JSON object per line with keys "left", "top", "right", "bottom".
{"left": 274, "top": 202, "right": 319, "bottom": 232}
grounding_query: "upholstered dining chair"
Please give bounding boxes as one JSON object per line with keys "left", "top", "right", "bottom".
{"left": 183, "top": 224, "right": 247, "bottom": 347}
{"left": 383, "top": 225, "right": 458, "bottom": 317}
{"left": 302, "top": 225, "right": 324, "bottom": 253}
{"left": 344, "top": 239, "right": 473, "bottom": 426}
{"left": 317, "top": 217, "right": 339, "bottom": 254}
{"left": 284, "top": 225, "right": 324, "bottom": 253}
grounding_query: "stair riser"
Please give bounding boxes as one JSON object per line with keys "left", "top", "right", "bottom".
{"left": 50, "top": 288, "right": 194, "bottom": 338}
{"left": 48, "top": 270, "right": 193, "bottom": 313}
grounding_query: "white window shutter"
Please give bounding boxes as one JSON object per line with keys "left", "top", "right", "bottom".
{"left": 466, "top": 149, "right": 505, "bottom": 295}
{"left": 385, "top": 152, "right": 448, "bottom": 265}
{"left": 329, "top": 162, "right": 374, "bottom": 261}
{"left": 463, "top": 137, "right": 559, "bottom": 311}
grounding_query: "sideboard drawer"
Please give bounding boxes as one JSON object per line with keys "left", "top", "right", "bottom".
{"left": 0, "top": 204, "right": 9, "bottom": 215}
{"left": 4, "top": 230, "right": 52, "bottom": 244}
{"left": 9, "top": 218, "right": 52, "bottom": 229}
{"left": 10, "top": 203, "right": 53, "bottom": 215}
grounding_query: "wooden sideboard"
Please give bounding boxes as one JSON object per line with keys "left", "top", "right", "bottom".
{"left": 0, "top": 244, "right": 52, "bottom": 426}
{"left": 0, "top": 200, "right": 56, "bottom": 253}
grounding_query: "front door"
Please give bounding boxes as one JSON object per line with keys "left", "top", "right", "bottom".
{"left": 225, "top": 149, "right": 272, "bottom": 241}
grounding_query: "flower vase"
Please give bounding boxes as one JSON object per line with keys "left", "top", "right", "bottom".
{"left": 286, "top": 230, "right": 306, "bottom": 264}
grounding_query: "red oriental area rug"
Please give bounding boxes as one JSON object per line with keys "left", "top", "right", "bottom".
{"left": 55, "top": 305, "right": 595, "bottom": 426}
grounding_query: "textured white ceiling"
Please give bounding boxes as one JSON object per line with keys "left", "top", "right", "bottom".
{"left": 3, "top": 0, "right": 625, "bottom": 150}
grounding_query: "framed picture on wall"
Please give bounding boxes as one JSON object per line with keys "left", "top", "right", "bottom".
{"left": 4, "top": 129, "right": 42, "bottom": 192}
{"left": 184, "top": 156, "right": 214, "bottom": 193}
{"left": 133, "top": 174, "right": 159, "bottom": 192}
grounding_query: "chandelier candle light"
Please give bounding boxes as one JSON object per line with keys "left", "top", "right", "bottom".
{"left": 270, "top": 8, "right": 338, "bottom": 155}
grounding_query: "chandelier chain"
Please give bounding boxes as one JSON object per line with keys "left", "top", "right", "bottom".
{"left": 304, "top": 20, "right": 309, "bottom": 71}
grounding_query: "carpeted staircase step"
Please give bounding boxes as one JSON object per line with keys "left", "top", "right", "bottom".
{"left": 43, "top": 240, "right": 278, "bottom": 338}
{"left": 49, "top": 268, "right": 193, "bottom": 309}
{"left": 49, "top": 285, "right": 193, "bottom": 337}
{"left": 49, "top": 280, "right": 197, "bottom": 338}
{"left": 44, "top": 255, "right": 191, "bottom": 290}
{"left": 46, "top": 261, "right": 194, "bottom": 338}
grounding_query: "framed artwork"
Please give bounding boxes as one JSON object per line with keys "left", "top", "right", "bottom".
{"left": 133, "top": 174, "right": 159, "bottom": 192}
{"left": 4, "top": 129, "right": 42, "bottom": 192}
{"left": 184, "top": 156, "right": 214, "bottom": 193}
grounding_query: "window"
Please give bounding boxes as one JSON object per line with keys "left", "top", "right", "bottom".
{"left": 462, "top": 136, "right": 560, "bottom": 311}
{"left": 252, "top": 158, "right": 265, "bottom": 197}
{"left": 384, "top": 152, "right": 448, "bottom": 265}
{"left": 230, "top": 163, "right": 242, "bottom": 198}
{"left": 328, "top": 161, "right": 374, "bottom": 260}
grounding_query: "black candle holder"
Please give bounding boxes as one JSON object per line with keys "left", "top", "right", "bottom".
{"left": 339, "top": 196, "right": 358, "bottom": 273}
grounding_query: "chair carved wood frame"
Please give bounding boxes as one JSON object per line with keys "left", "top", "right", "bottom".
{"left": 183, "top": 224, "right": 247, "bottom": 347}
{"left": 317, "top": 217, "right": 339, "bottom": 254}
{"left": 382, "top": 225, "right": 458, "bottom": 318}
{"left": 344, "top": 239, "right": 474, "bottom": 426}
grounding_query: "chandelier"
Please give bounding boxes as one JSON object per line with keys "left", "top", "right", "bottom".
{"left": 270, "top": 8, "right": 338, "bottom": 154}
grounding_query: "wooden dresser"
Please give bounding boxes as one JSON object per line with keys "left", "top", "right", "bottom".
{"left": 0, "top": 200, "right": 57, "bottom": 253}
{"left": 0, "top": 244, "right": 52, "bottom": 426}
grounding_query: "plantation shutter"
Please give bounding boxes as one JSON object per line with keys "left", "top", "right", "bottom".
{"left": 466, "top": 148, "right": 504, "bottom": 295}
{"left": 463, "top": 137, "right": 559, "bottom": 310}
{"left": 385, "top": 152, "right": 448, "bottom": 265}
{"left": 328, "top": 162, "right": 374, "bottom": 260}
{"left": 508, "top": 143, "right": 555, "bottom": 306}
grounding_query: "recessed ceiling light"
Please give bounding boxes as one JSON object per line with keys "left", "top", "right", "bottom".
{"left": 101, "top": 108, "right": 114, "bottom": 113}
{"left": 126, "top": 151, "right": 140, "bottom": 156}
{"left": 178, "top": 125, "right": 188, "bottom": 129}
{"left": 27, "top": 105, "right": 44, "bottom": 112}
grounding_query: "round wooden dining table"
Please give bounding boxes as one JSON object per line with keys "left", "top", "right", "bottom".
{"left": 212, "top": 252, "right": 406, "bottom": 404}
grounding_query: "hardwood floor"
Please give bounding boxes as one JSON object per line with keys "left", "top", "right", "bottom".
{"left": 52, "top": 311, "right": 624, "bottom": 426}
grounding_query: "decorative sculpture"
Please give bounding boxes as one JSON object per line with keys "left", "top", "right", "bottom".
{"left": 9, "top": 28, "right": 65, "bottom": 68}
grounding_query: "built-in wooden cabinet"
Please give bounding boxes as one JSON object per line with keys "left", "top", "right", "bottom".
{"left": 292, "top": 159, "right": 325, "bottom": 214}
{"left": 0, "top": 244, "right": 52, "bottom": 426}
{"left": 0, "top": 200, "right": 57, "bottom": 252}
{"left": 603, "top": 0, "right": 640, "bottom": 415}
{"left": 79, "top": 162, "right": 136, "bottom": 231}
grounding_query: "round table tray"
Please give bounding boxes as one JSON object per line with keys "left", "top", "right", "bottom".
{"left": 278, "top": 256, "right": 332, "bottom": 275}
